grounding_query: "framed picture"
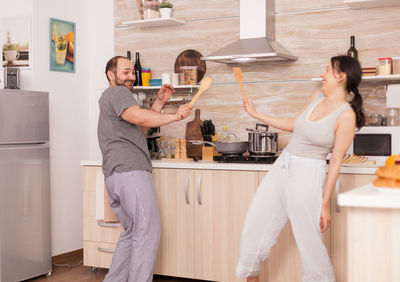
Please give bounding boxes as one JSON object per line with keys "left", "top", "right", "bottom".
{"left": 1, "top": 16, "right": 32, "bottom": 68}
{"left": 49, "top": 18, "right": 75, "bottom": 73}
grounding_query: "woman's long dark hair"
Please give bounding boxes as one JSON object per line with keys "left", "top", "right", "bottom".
{"left": 331, "top": 55, "right": 365, "bottom": 129}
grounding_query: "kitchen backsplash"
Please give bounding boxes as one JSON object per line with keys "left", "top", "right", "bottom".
{"left": 114, "top": 0, "right": 400, "bottom": 148}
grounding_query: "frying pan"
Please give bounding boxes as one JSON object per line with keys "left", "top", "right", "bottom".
{"left": 190, "top": 140, "right": 248, "bottom": 155}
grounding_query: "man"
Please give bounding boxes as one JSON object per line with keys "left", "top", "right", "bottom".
{"left": 98, "top": 56, "right": 192, "bottom": 282}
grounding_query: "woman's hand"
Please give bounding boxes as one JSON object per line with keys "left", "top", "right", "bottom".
{"left": 157, "top": 84, "right": 175, "bottom": 103}
{"left": 243, "top": 96, "right": 258, "bottom": 118}
{"left": 319, "top": 204, "right": 331, "bottom": 233}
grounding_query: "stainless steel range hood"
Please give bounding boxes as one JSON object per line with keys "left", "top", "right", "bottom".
{"left": 202, "top": 0, "right": 297, "bottom": 64}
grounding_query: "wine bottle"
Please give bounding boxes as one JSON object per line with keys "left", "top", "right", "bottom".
{"left": 134, "top": 52, "right": 142, "bottom": 86}
{"left": 127, "top": 51, "right": 131, "bottom": 61}
{"left": 347, "top": 36, "right": 358, "bottom": 60}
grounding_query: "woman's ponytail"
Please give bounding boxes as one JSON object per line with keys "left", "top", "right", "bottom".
{"left": 350, "top": 87, "right": 365, "bottom": 129}
{"left": 331, "top": 55, "right": 365, "bottom": 129}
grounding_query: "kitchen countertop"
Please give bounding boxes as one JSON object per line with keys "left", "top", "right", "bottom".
{"left": 81, "top": 160, "right": 379, "bottom": 174}
{"left": 338, "top": 183, "right": 400, "bottom": 209}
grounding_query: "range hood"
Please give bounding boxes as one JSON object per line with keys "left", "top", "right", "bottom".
{"left": 202, "top": 0, "right": 297, "bottom": 64}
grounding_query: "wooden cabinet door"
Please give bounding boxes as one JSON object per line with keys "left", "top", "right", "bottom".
{"left": 330, "top": 174, "right": 376, "bottom": 282}
{"left": 194, "top": 170, "right": 258, "bottom": 282}
{"left": 152, "top": 168, "right": 196, "bottom": 279}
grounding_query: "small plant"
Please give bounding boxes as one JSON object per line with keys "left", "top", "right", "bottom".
{"left": 160, "top": 2, "right": 173, "bottom": 8}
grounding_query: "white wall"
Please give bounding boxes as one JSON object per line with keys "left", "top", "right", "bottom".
{"left": 1, "top": 0, "right": 114, "bottom": 255}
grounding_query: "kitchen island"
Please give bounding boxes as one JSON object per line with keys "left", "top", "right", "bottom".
{"left": 81, "top": 159, "right": 378, "bottom": 282}
{"left": 338, "top": 184, "right": 400, "bottom": 282}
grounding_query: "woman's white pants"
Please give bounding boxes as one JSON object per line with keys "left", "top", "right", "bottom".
{"left": 236, "top": 151, "right": 335, "bottom": 282}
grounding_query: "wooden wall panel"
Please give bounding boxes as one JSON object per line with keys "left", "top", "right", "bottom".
{"left": 114, "top": 1, "right": 400, "bottom": 149}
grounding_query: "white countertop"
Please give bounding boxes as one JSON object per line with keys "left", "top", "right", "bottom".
{"left": 80, "top": 160, "right": 379, "bottom": 174}
{"left": 338, "top": 183, "right": 400, "bottom": 209}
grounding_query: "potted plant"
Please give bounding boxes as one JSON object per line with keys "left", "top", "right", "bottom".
{"left": 160, "top": 1, "right": 173, "bottom": 18}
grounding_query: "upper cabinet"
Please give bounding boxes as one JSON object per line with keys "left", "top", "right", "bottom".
{"left": 344, "top": 0, "right": 399, "bottom": 9}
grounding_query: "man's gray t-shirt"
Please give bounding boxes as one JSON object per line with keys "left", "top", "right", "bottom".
{"left": 98, "top": 86, "right": 152, "bottom": 178}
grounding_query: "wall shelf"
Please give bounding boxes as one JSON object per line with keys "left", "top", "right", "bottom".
{"left": 132, "top": 85, "right": 199, "bottom": 94}
{"left": 117, "top": 18, "right": 185, "bottom": 29}
{"left": 344, "top": 0, "right": 399, "bottom": 9}
{"left": 311, "top": 74, "right": 400, "bottom": 84}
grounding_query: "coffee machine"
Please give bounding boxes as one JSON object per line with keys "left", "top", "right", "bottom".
{"left": 4, "top": 67, "right": 20, "bottom": 89}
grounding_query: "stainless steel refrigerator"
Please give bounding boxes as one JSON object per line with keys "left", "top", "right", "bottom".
{"left": 0, "top": 89, "right": 51, "bottom": 282}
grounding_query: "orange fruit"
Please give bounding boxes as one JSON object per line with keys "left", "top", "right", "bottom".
{"left": 386, "top": 155, "right": 400, "bottom": 166}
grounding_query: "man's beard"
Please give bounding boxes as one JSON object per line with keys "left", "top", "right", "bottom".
{"left": 115, "top": 75, "right": 134, "bottom": 90}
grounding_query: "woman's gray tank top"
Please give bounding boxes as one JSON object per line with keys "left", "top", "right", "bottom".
{"left": 285, "top": 93, "right": 352, "bottom": 160}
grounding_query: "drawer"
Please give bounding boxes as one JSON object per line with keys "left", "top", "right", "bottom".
{"left": 84, "top": 240, "right": 116, "bottom": 269}
{"left": 83, "top": 216, "right": 123, "bottom": 243}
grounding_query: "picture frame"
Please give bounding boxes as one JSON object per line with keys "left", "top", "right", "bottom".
{"left": 49, "top": 18, "right": 75, "bottom": 73}
{"left": 1, "top": 16, "right": 32, "bottom": 69}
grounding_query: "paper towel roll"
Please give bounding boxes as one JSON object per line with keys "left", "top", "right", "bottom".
{"left": 162, "top": 73, "right": 171, "bottom": 85}
{"left": 387, "top": 84, "right": 400, "bottom": 108}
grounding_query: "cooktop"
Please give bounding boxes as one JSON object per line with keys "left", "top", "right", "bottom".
{"left": 213, "top": 154, "right": 278, "bottom": 164}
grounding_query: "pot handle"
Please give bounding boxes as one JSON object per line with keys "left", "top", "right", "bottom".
{"left": 189, "top": 140, "right": 216, "bottom": 147}
{"left": 256, "top": 123, "right": 269, "bottom": 131}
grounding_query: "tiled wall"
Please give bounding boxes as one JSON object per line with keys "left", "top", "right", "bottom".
{"left": 114, "top": 0, "right": 400, "bottom": 147}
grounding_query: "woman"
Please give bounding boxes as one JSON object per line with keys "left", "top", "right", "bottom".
{"left": 236, "top": 55, "right": 364, "bottom": 282}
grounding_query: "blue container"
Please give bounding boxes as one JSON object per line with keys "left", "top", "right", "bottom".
{"left": 149, "top": 79, "right": 162, "bottom": 86}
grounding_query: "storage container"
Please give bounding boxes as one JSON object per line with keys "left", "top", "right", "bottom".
{"left": 392, "top": 57, "right": 400, "bottom": 74}
{"left": 179, "top": 66, "right": 198, "bottom": 85}
{"left": 143, "top": 1, "right": 160, "bottom": 20}
{"left": 141, "top": 68, "right": 151, "bottom": 86}
{"left": 378, "top": 57, "right": 392, "bottom": 75}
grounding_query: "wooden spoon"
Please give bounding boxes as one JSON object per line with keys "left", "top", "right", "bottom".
{"left": 189, "top": 77, "right": 212, "bottom": 106}
{"left": 232, "top": 67, "right": 247, "bottom": 99}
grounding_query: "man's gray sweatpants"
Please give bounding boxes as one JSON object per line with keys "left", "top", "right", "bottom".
{"left": 103, "top": 170, "right": 161, "bottom": 282}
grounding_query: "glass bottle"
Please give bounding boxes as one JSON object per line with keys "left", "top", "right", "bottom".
{"left": 134, "top": 52, "right": 142, "bottom": 86}
{"left": 347, "top": 36, "right": 358, "bottom": 60}
{"left": 127, "top": 51, "right": 131, "bottom": 61}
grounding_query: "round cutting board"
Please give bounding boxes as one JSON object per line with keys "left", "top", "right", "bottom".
{"left": 174, "top": 49, "right": 206, "bottom": 83}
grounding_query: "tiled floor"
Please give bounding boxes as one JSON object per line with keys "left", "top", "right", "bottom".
{"left": 26, "top": 264, "right": 206, "bottom": 282}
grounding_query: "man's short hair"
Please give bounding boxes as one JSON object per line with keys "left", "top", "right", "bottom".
{"left": 105, "top": 56, "right": 126, "bottom": 82}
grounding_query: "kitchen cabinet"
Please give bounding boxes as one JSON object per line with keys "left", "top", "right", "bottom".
{"left": 153, "top": 168, "right": 258, "bottom": 281}
{"left": 330, "top": 173, "right": 376, "bottom": 282}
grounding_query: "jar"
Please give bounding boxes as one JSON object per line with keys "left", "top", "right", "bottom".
{"left": 378, "top": 57, "right": 392, "bottom": 75}
{"left": 141, "top": 68, "right": 151, "bottom": 86}
{"left": 179, "top": 66, "right": 198, "bottom": 85}
{"left": 392, "top": 57, "right": 400, "bottom": 75}
{"left": 386, "top": 108, "right": 400, "bottom": 126}
{"left": 143, "top": 1, "right": 160, "bottom": 20}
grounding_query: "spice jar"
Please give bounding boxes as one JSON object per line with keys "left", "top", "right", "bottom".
{"left": 143, "top": 1, "right": 160, "bottom": 20}
{"left": 392, "top": 57, "right": 400, "bottom": 75}
{"left": 378, "top": 58, "right": 392, "bottom": 75}
{"left": 141, "top": 68, "right": 151, "bottom": 86}
{"left": 179, "top": 66, "right": 198, "bottom": 85}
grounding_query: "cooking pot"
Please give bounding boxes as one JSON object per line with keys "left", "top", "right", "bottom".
{"left": 190, "top": 139, "right": 248, "bottom": 155}
{"left": 247, "top": 123, "right": 278, "bottom": 155}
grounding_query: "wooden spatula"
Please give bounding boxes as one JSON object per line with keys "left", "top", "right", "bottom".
{"left": 232, "top": 67, "right": 247, "bottom": 99}
{"left": 189, "top": 77, "right": 212, "bottom": 106}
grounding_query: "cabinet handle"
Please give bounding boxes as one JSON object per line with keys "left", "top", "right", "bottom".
{"left": 97, "top": 220, "right": 121, "bottom": 228}
{"left": 97, "top": 247, "right": 115, "bottom": 253}
{"left": 185, "top": 174, "right": 190, "bottom": 205}
{"left": 196, "top": 174, "right": 202, "bottom": 205}
{"left": 334, "top": 178, "right": 341, "bottom": 213}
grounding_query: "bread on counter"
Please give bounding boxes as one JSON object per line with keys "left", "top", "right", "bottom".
{"left": 373, "top": 165, "right": 400, "bottom": 188}
{"left": 342, "top": 154, "right": 376, "bottom": 164}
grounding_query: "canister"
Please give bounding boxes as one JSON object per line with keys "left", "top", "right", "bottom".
{"left": 392, "top": 57, "right": 400, "bottom": 74}
{"left": 143, "top": 1, "right": 160, "bottom": 19}
{"left": 141, "top": 68, "right": 151, "bottom": 86}
{"left": 378, "top": 58, "right": 392, "bottom": 75}
{"left": 179, "top": 66, "right": 198, "bottom": 85}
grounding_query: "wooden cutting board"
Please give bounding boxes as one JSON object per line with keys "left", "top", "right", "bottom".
{"left": 185, "top": 108, "right": 203, "bottom": 159}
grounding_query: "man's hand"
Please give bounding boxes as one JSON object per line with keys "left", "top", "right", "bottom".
{"left": 175, "top": 104, "right": 192, "bottom": 121}
{"left": 157, "top": 84, "right": 175, "bottom": 103}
